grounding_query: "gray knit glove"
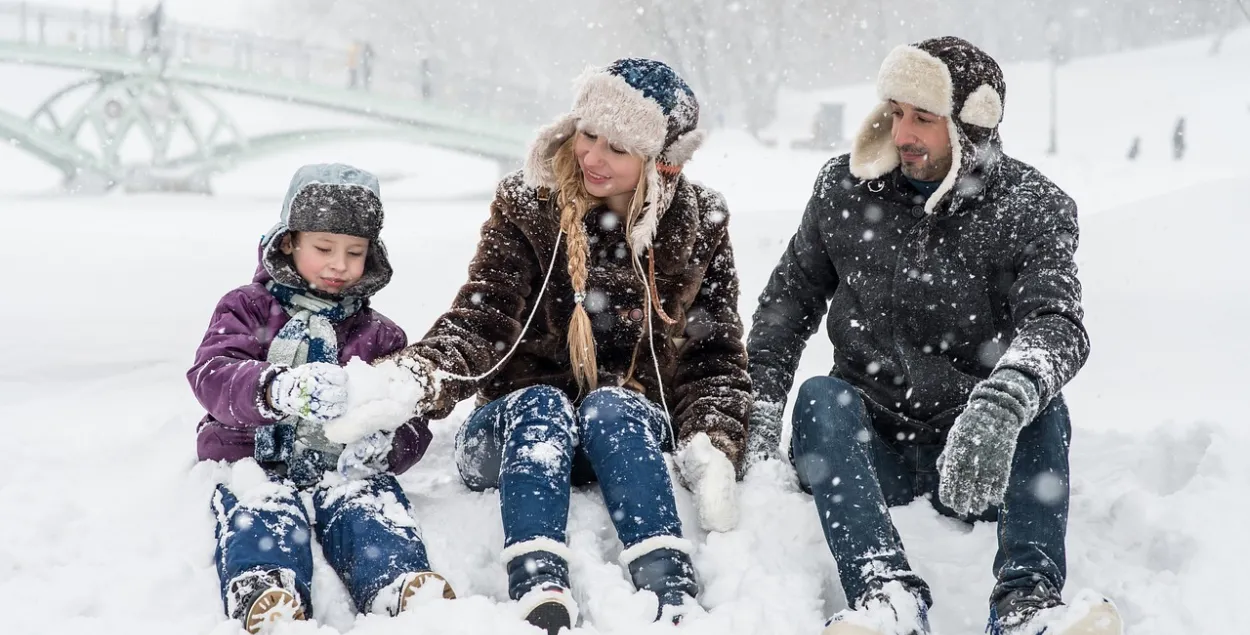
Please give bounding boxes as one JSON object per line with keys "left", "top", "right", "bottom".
{"left": 937, "top": 369, "right": 1041, "bottom": 516}
{"left": 745, "top": 400, "right": 785, "bottom": 468}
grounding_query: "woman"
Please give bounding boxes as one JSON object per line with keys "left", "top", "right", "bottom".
{"left": 384, "top": 58, "right": 750, "bottom": 633}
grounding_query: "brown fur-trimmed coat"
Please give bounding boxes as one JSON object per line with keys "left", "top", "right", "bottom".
{"left": 391, "top": 171, "right": 751, "bottom": 471}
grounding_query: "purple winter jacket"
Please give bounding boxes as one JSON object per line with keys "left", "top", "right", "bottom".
{"left": 189, "top": 263, "right": 432, "bottom": 474}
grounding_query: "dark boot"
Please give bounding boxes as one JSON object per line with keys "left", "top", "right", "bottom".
{"left": 505, "top": 541, "right": 578, "bottom": 635}
{"left": 623, "top": 542, "right": 700, "bottom": 624}
{"left": 988, "top": 583, "right": 1122, "bottom": 635}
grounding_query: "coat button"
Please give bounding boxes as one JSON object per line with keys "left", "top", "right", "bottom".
{"left": 910, "top": 206, "right": 925, "bottom": 218}
{"left": 628, "top": 308, "right": 644, "bottom": 322}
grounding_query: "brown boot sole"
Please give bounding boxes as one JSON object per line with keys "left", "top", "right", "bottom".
{"left": 525, "top": 600, "right": 573, "bottom": 635}
{"left": 1058, "top": 601, "right": 1124, "bottom": 635}
{"left": 396, "top": 571, "right": 456, "bottom": 614}
{"left": 245, "top": 587, "right": 306, "bottom": 634}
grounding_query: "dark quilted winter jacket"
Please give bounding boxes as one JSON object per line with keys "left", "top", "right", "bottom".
{"left": 388, "top": 171, "right": 752, "bottom": 471}
{"left": 747, "top": 154, "right": 1089, "bottom": 448}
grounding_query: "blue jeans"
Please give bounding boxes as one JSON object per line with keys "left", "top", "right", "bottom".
{"left": 790, "top": 376, "right": 1071, "bottom": 609}
{"left": 211, "top": 472, "right": 433, "bottom": 617}
{"left": 456, "top": 384, "right": 682, "bottom": 553}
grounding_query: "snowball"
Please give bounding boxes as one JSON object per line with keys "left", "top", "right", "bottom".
{"left": 322, "top": 357, "right": 424, "bottom": 444}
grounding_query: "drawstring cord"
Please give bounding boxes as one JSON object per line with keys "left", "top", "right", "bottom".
{"left": 438, "top": 228, "right": 565, "bottom": 383}
{"left": 439, "top": 216, "right": 678, "bottom": 446}
{"left": 642, "top": 248, "right": 677, "bottom": 447}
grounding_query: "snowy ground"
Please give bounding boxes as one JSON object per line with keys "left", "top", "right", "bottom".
{"left": 2, "top": 32, "right": 1249, "bottom": 635}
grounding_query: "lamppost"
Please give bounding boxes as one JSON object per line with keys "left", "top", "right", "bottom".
{"left": 1045, "top": 17, "right": 1062, "bottom": 156}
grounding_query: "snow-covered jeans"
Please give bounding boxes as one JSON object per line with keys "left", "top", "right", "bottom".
{"left": 455, "top": 385, "right": 684, "bottom": 598}
{"left": 211, "top": 471, "right": 433, "bottom": 617}
{"left": 790, "top": 376, "right": 1071, "bottom": 610}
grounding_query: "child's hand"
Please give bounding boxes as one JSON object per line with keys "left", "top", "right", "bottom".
{"left": 269, "top": 362, "right": 350, "bottom": 422}
{"left": 337, "top": 430, "right": 392, "bottom": 479}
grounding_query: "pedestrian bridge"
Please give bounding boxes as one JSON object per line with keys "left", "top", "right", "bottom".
{"left": 0, "top": 2, "right": 548, "bottom": 192}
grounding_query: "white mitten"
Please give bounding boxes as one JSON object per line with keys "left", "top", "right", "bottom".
{"left": 676, "top": 432, "right": 739, "bottom": 533}
{"left": 269, "top": 362, "right": 349, "bottom": 422}
{"left": 336, "top": 430, "right": 393, "bottom": 479}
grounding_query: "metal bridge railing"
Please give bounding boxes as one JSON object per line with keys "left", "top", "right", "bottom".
{"left": 0, "top": 2, "right": 557, "bottom": 126}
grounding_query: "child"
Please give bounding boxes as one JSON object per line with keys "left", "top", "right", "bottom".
{"left": 189, "top": 163, "right": 454, "bottom": 633}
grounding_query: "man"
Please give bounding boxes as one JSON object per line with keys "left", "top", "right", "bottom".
{"left": 745, "top": 37, "right": 1122, "bottom": 635}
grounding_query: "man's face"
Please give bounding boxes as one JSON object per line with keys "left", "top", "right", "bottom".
{"left": 890, "top": 100, "right": 953, "bottom": 182}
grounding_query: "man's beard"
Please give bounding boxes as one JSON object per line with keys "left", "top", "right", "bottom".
{"left": 898, "top": 144, "right": 952, "bottom": 181}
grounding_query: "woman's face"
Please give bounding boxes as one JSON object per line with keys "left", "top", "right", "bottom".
{"left": 573, "top": 129, "right": 644, "bottom": 204}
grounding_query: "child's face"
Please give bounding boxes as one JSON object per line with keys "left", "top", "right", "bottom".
{"left": 281, "top": 232, "right": 370, "bottom": 294}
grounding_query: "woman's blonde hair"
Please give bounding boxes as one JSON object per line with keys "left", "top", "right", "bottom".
{"left": 550, "top": 134, "right": 648, "bottom": 392}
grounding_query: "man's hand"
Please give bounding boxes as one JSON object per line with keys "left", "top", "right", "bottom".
{"left": 744, "top": 400, "right": 784, "bottom": 468}
{"left": 937, "top": 369, "right": 1041, "bottom": 516}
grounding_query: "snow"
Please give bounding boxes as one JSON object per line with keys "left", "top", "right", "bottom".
{"left": 322, "top": 358, "right": 426, "bottom": 445}
{"left": 675, "top": 432, "right": 740, "bottom": 533}
{"left": 823, "top": 580, "right": 928, "bottom": 634}
{"left": 515, "top": 440, "right": 565, "bottom": 475}
{"left": 1, "top": 31, "right": 1248, "bottom": 635}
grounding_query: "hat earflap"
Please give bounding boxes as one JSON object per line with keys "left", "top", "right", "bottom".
{"left": 659, "top": 128, "right": 707, "bottom": 168}
{"left": 849, "top": 102, "right": 901, "bottom": 180}
{"left": 631, "top": 158, "right": 664, "bottom": 253}
{"left": 958, "top": 83, "right": 1003, "bottom": 129}
{"left": 523, "top": 113, "right": 578, "bottom": 190}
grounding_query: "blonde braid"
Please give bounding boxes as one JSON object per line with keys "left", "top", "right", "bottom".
{"left": 552, "top": 138, "right": 600, "bottom": 392}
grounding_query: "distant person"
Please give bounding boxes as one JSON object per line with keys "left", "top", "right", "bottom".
{"left": 140, "top": 1, "right": 167, "bottom": 70}
{"left": 1173, "top": 117, "right": 1186, "bottom": 160}
{"left": 347, "top": 42, "right": 360, "bottom": 89}
{"left": 419, "top": 57, "right": 432, "bottom": 100}
{"left": 360, "top": 42, "right": 375, "bottom": 90}
{"left": 189, "top": 164, "right": 455, "bottom": 633}
{"left": 144, "top": 1, "right": 164, "bottom": 49}
{"left": 745, "top": 36, "right": 1123, "bottom": 635}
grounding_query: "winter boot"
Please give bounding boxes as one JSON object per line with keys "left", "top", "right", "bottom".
{"left": 226, "top": 568, "right": 306, "bottom": 634}
{"left": 371, "top": 571, "right": 456, "bottom": 616}
{"left": 989, "top": 585, "right": 1123, "bottom": 635}
{"left": 821, "top": 580, "right": 930, "bottom": 635}
{"left": 621, "top": 538, "right": 701, "bottom": 625}
{"left": 504, "top": 539, "right": 579, "bottom": 635}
